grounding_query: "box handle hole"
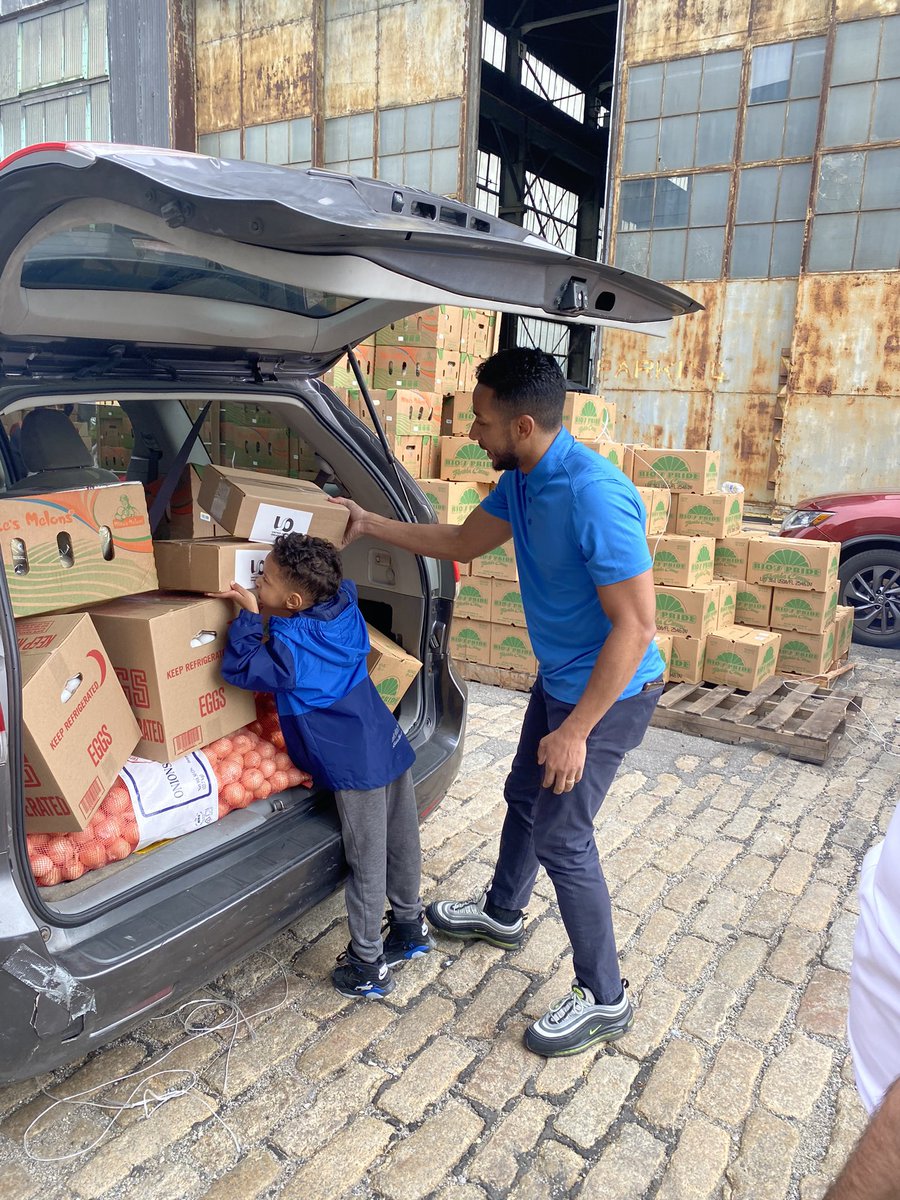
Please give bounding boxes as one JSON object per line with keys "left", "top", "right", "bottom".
{"left": 11, "top": 538, "right": 29, "bottom": 576}
{"left": 190, "top": 630, "right": 217, "bottom": 648}
{"left": 56, "top": 533, "right": 74, "bottom": 568}
{"left": 60, "top": 673, "right": 83, "bottom": 703}
{"left": 99, "top": 526, "right": 115, "bottom": 561}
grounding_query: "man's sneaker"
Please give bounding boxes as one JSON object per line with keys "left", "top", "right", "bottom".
{"left": 332, "top": 947, "right": 395, "bottom": 999}
{"left": 524, "top": 979, "right": 633, "bottom": 1057}
{"left": 382, "top": 910, "right": 434, "bottom": 968}
{"left": 426, "top": 892, "right": 525, "bottom": 950}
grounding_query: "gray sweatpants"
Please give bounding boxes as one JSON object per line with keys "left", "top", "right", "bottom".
{"left": 335, "top": 767, "right": 422, "bottom": 962}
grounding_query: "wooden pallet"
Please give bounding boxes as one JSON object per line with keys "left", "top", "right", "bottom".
{"left": 651, "top": 676, "right": 860, "bottom": 764}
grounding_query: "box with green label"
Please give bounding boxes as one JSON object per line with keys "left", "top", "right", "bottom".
{"left": 471, "top": 541, "right": 517, "bottom": 580}
{"left": 712, "top": 579, "right": 737, "bottom": 628}
{"left": 455, "top": 577, "right": 493, "bottom": 622}
{"left": 366, "top": 626, "right": 422, "bottom": 710}
{"left": 373, "top": 345, "right": 461, "bottom": 392}
{"left": 834, "top": 605, "right": 854, "bottom": 662}
{"left": 777, "top": 627, "right": 836, "bottom": 677}
{"left": 376, "top": 306, "right": 463, "bottom": 349}
{"left": 632, "top": 449, "right": 720, "bottom": 494}
{"left": 714, "top": 533, "right": 757, "bottom": 581}
{"left": 670, "top": 634, "right": 707, "bottom": 684}
{"left": 490, "top": 624, "right": 536, "bottom": 673}
{"left": 746, "top": 538, "right": 840, "bottom": 592}
{"left": 676, "top": 491, "right": 744, "bottom": 538}
{"left": 704, "top": 628, "right": 781, "bottom": 690}
{"left": 770, "top": 583, "right": 838, "bottom": 634}
{"left": 491, "top": 579, "right": 526, "bottom": 626}
{"left": 450, "top": 618, "right": 492, "bottom": 664}
{"left": 562, "top": 394, "right": 615, "bottom": 440}
{"left": 655, "top": 585, "right": 719, "bottom": 638}
{"left": 653, "top": 633, "right": 672, "bottom": 683}
{"left": 420, "top": 480, "right": 489, "bottom": 524}
{"left": 636, "top": 487, "right": 671, "bottom": 536}
{"left": 439, "top": 436, "right": 494, "bottom": 482}
{"left": 442, "top": 392, "right": 476, "bottom": 436}
{"left": 735, "top": 582, "right": 773, "bottom": 627}
{"left": 650, "top": 535, "right": 715, "bottom": 587}
{"left": 579, "top": 440, "right": 627, "bottom": 472}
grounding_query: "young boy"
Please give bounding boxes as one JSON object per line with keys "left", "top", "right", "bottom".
{"left": 216, "top": 532, "right": 431, "bottom": 998}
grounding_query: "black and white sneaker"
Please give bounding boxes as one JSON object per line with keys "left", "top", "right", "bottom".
{"left": 426, "top": 892, "right": 525, "bottom": 950}
{"left": 332, "top": 947, "right": 395, "bottom": 999}
{"left": 524, "top": 979, "right": 633, "bottom": 1057}
{"left": 382, "top": 910, "right": 434, "bottom": 968}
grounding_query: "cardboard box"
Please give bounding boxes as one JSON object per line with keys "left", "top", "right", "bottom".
{"left": 221, "top": 424, "right": 291, "bottom": 473}
{"left": 374, "top": 345, "right": 461, "bottom": 392}
{"left": 456, "top": 352, "right": 479, "bottom": 393}
{"left": 632, "top": 449, "right": 720, "bottom": 494}
{"left": 637, "top": 487, "right": 671, "bottom": 537}
{"left": 454, "top": 577, "right": 493, "bottom": 622}
{"left": 676, "top": 492, "right": 745, "bottom": 538}
{"left": 704, "top": 627, "right": 781, "bottom": 690}
{"left": 654, "top": 585, "right": 720, "bottom": 638}
{"left": 770, "top": 583, "right": 839, "bottom": 634}
{"left": 461, "top": 308, "right": 497, "bottom": 357}
{"left": 198, "top": 466, "right": 349, "bottom": 546}
{"left": 650, "top": 535, "right": 715, "bottom": 587}
{"left": 154, "top": 538, "right": 271, "bottom": 594}
{"left": 439, "top": 437, "right": 494, "bottom": 483}
{"left": 580, "top": 440, "right": 627, "bottom": 472}
{"left": 88, "top": 594, "right": 256, "bottom": 762}
{"left": 490, "top": 624, "right": 536, "bottom": 673}
{"left": 450, "top": 618, "right": 491, "bottom": 664}
{"left": 562, "top": 394, "right": 615, "bottom": 440}
{"left": 623, "top": 443, "right": 654, "bottom": 482}
{"left": 735, "top": 582, "right": 773, "bottom": 627}
{"left": 442, "top": 392, "right": 475, "bottom": 437}
{"left": 777, "top": 628, "right": 837, "bottom": 677}
{"left": 151, "top": 466, "right": 227, "bottom": 541}
{"left": 471, "top": 541, "right": 517, "bottom": 580}
{"left": 653, "top": 632, "right": 673, "bottom": 683}
{"left": 0, "top": 483, "right": 158, "bottom": 618}
{"left": 376, "top": 306, "right": 464, "bottom": 350}
{"left": 366, "top": 626, "right": 422, "bottom": 710}
{"left": 368, "top": 390, "right": 441, "bottom": 438}
{"left": 834, "top": 605, "right": 854, "bottom": 661}
{"left": 670, "top": 634, "right": 707, "bottom": 684}
{"left": 715, "top": 534, "right": 757, "bottom": 581}
{"left": 746, "top": 538, "right": 840, "bottom": 592}
{"left": 17, "top": 613, "right": 141, "bottom": 832}
{"left": 323, "top": 343, "right": 375, "bottom": 389}
{"left": 712, "top": 579, "right": 738, "bottom": 628}
{"left": 420, "top": 480, "right": 490, "bottom": 524}
{"left": 420, "top": 435, "right": 441, "bottom": 480}
{"left": 491, "top": 579, "right": 526, "bottom": 626}
{"left": 394, "top": 437, "right": 425, "bottom": 478}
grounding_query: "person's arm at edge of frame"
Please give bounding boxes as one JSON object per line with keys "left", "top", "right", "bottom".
{"left": 537, "top": 568, "right": 658, "bottom": 796}
{"left": 823, "top": 1075, "right": 900, "bottom": 1200}
{"left": 331, "top": 495, "right": 512, "bottom": 563}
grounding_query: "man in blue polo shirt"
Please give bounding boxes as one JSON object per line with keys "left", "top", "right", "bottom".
{"left": 335, "top": 347, "right": 664, "bottom": 1056}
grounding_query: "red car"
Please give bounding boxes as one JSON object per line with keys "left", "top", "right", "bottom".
{"left": 780, "top": 491, "right": 900, "bottom": 649}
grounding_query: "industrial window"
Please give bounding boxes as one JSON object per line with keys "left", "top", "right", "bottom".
{"left": 476, "top": 149, "right": 501, "bottom": 216}
{"left": 377, "top": 100, "right": 461, "bottom": 196}
{"left": 517, "top": 318, "right": 571, "bottom": 374}
{"left": 323, "top": 112, "right": 374, "bottom": 177}
{"left": 481, "top": 21, "right": 506, "bottom": 72}
{"left": 617, "top": 171, "right": 729, "bottom": 281}
{"left": 523, "top": 173, "right": 579, "bottom": 254}
{"left": 808, "top": 147, "right": 900, "bottom": 271}
{"left": 197, "top": 130, "right": 241, "bottom": 160}
{"left": 521, "top": 51, "right": 585, "bottom": 123}
{"left": 243, "top": 118, "right": 312, "bottom": 168}
{"left": 823, "top": 16, "right": 900, "bottom": 147}
{"left": 742, "top": 38, "right": 825, "bottom": 162}
{"left": 730, "top": 162, "right": 811, "bottom": 277}
{"left": 0, "top": 79, "right": 108, "bottom": 157}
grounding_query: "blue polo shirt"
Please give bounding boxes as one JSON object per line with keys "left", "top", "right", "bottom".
{"left": 480, "top": 427, "right": 664, "bottom": 704}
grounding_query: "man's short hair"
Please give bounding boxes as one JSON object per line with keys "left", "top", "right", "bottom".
{"left": 271, "top": 532, "right": 342, "bottom": 605}
{"left": 475, "top": 348, "right": 566, "bottom": 432}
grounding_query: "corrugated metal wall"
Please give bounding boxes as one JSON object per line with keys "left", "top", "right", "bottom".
{"left": 602, "top": 0, "right": 900, "bottom": 509}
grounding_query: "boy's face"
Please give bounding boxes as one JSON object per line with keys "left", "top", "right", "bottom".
{"left": 254, "top": 554, "right": 305, "bottom": 617}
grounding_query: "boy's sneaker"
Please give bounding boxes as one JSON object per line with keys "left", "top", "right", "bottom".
{"left": 524, "top": 978, "right": 633, "bottom": 1057}
{"left": 332, "top": 947, "right": 395, "bottom": 999}
{"left": 382, "top": 910, "right": 434, "bottom": 969}
{"left": 426, "top": 892, "right": 525, "bottom": 950}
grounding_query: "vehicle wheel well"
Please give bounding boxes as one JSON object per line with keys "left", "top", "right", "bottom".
{"left": 839, "top": 538, "right": 900, "bottom": 565}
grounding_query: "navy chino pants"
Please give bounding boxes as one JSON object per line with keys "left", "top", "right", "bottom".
{"left": 487, "top": 675, "right": 661, "bottom": 1004}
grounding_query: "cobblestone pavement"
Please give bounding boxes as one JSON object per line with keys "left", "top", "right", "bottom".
{"left": 1, "top": 647, "right": 897, "bottom": 1200}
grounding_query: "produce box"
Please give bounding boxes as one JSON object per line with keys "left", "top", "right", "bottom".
{"left": 654, "top": 584, "right": 720, "bottom": 638}
{"left": 450, "top": 618, "right": 491, "bottom": 664}
{"left": 770, "top": 583, "right": 838, "bottom": 634}
{"left": 777, "top": 628, "right": 837, "bottom": 677}
{"left": 198, "top": 465, "right": 349, "bottom": 546}
{"left": 703, "top": 628, "right": 781, "bottom": 690}
{"left": 650, "top": 535, "right": 715, "bottom": 587}
{"left": 746, "top": 538, "right": 840, "bottom": 592}
{"left": 834, "top": 605, "right": 855, "bottom": 661}
{"left": 17, "top": 613, "right": 141, "bottom": 832}
{"left": 442, "top": 392, "right": 476, "bottom": 437}
{"left": 439, "top": 437, "right": 494, "bottom": 483}
{"left": 562, "top": 394, "right": 615, "bottom": 440}
{"left": 491, "top": 579, "right": 526, "bottom": 626}
{"left": 367, "top": 390, "right": 441, "bottom": 438}
{"left": 420, "top": 480, "right": 489, "bottom": 524}
{"left": 676, "top": 492, "right": 744, "bottom": 538}
{"left": 735, "top": 582, "right": 773, "bottom": 627}
{"left": 632, "top": 449, "right": 720, "bottom": 494}
{"left": 154, "top": 538, "right": 270, "bottom": 594}
{"left": 88, "top": 594, "right": 256, "bottom": 762}
{"left": 454, "top": 577, "right": 493, "bottom": 622}
{"left": 149, "top": 466, "right": 227, "bottom": 541}
{"left": 490, "top": 624, "right": 536, "bottom": 673}
{"left": 470, "top": 541, "right": 517, "bottom": 580}
{"left": 376, "top": 306, "right": 464, "bottom": 349}
{"left": 366, "top": 626, "right": 422, "bottom": 710}
{"left": 670, "top": 634, "right": 707, "bottom": 684}
{"left": 581, "top": 441, "right": 627, "bottom": 472}
{"left": 0, "top": 483, "right": 158, "bottom": 617}
{"left": 637, "top": 487, "right": 671, "bottom": 536}
{"left": 373, "top": 345, "right": 461, "bottom": 392}
{"left": 712, "top": 579, "right": 737, "bottom": 628}
{"left": 461, "top": 308, "right": 498, "bottom": 357}
{"left": 714, "top": 533, "right": 758, "bottom": 581}
{"left": 653, "top": 632, "right": 673, "bottom": 683}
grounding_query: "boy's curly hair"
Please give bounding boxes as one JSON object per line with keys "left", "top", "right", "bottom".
{"left": 270, "top": 532, "right": 342, "bottom": 605}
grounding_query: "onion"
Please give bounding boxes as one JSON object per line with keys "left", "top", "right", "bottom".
{"left": 78, "top": 841, "right": 107, "bottom": 870}
{"left": 29, "top": 853, "right": 54, "bottom": 877}
{"left": 63, "top": 859, "right": 86, "bottom": 881}
{"left": 105, "top": 837, "right": 132, "bottom": 862}
{"left": 46, "top": 837, "right": 76, "bottom": 866}
{"left": 242, "top": 750, "right": 261, "bottom": 770}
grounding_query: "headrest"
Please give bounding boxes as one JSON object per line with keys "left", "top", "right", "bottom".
{"left": 20, "top": 409, "right": 92, "bottom": 472}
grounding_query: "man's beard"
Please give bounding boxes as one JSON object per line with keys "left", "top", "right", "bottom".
{"left": 491, "top": 447, "right": 520, "bottom": 471}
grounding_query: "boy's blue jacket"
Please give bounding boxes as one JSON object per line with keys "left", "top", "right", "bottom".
{"left": 221, "top": 580, "right": 415, "bottom": 791}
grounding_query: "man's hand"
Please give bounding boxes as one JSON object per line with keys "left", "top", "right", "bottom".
{"left": 537, "top": 722, "right": 587, "bottom": 795}
{"left": 208, "top": 581, "right": 259, "bottom": 614}
{"left": 330, "top": 496, "right": 370, "bottom": 548}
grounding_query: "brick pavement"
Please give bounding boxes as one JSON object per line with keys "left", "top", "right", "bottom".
{"left": 0, "top": 646, "right": 896, "bottom": 1199}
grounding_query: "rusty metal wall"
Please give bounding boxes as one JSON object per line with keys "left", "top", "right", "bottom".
{"left": 604, "top": 0, "right": 900, "bottom": 511}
